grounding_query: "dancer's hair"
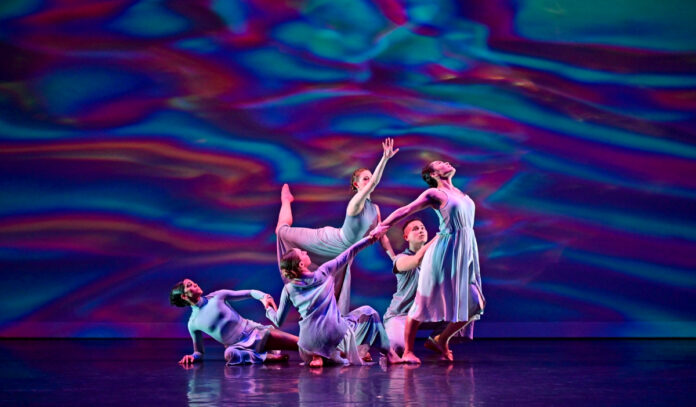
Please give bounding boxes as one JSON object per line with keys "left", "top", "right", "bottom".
{"left": 421, "top": 162, "right": 438, "bottom": 188}
{"left": 402, "top": 217, "right": 424, "bottom": 235}
{"left": 351, "top": 167, "right": 370, "bottom": 192}
{"left": 169, "top": 281, "right": 188, "bottom": 307}
{"left": 280, "top": 250, "right": 302, "bottom": 279}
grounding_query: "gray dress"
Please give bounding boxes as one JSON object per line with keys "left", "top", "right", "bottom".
{"left": 187, "top": 290, "right": 272, "bottom": 365}
{"left": 408, "top": 188, "right": 485, "bottom": 323}
{"left": 276, "top": 199, "right": 379, "bottom": 313}
{"left": 267, "top": 237, "right": 391, "bottom": 365}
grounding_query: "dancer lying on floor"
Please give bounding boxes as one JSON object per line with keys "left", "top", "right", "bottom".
{"left": 266, "top": 236, "right": 401, "bottom": 367}
{"left": 170, "top": 279, "right": 299, "bottom": 366}
{"left": 275, "top": 138, "right": 398, "bottom": 313}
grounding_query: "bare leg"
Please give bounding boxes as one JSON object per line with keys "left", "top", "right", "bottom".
{"left": 309, "top": 354, "right": 323, "bottom": 368}
{"left": 401, "top": 317, "right": 422, "bottom": 364}
{"left": 275, "top": 184, "right": 294, "bottom": 233}
{"left": 264, "top": 329, "right": 299, "bottom": 351}
{"left": 433, "top": 321, "right": 468, "bottom": 361}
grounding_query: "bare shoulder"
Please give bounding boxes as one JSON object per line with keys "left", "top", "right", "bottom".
{"left": 422, "top": 188, "right": 445, "bottom": 202}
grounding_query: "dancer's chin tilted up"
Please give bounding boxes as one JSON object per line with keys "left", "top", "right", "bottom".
{"left": 371, "top": 160, "right": 486, "bottom": 364}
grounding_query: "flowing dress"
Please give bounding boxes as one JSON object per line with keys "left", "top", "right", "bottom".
{"left": 408, "top": 188, "right": 485, "bottom": 324}
{"left": 267, "top": 237, "right": 391, "bottom": 365}
{"left": 276, "top": 199, "right": 379, "bottom": 313}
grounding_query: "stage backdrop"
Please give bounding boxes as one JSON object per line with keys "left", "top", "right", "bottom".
{"left": 1, "top": 0, "right": 695, "bottom": 338}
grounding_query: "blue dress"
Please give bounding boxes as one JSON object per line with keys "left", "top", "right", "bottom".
{"left": 408, "top": 188, "right": 485, "bottom": 323}
{"left": 267, "top": 237, "right": 390, "bottom": 365}
{"left": 276, "top": 199, "right": 379, "bottom": 313}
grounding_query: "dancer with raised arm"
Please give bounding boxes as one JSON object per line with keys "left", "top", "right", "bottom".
{"left": 171, "top": 279, "right": 299, "bottom": 366}
{"left": 275, "top": 138, "right": 398, "bottom": 313}
{"left": 371, "top": 161, "right": 485, "bottom": 364}
{"left": 265, "top": 236, "right": 401, "bottom": 367}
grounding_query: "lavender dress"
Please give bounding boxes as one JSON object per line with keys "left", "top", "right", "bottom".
{"left": 276, "top": 199, "right": 379, "bottom": 313}
{"left": 408, "top": 189, "right": 485, "bottom": 323}
{"left": 267, "top": 237, "right": 391, "bottom": 365}
{"left": 187, "top": 290, "right": 272, "bottom": 365}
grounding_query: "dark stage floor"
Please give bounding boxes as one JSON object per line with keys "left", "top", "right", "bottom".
{"left": 1, "top": 339, "right": 694, "bottom": 406}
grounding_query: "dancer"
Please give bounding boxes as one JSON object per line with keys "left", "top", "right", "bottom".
{"left": 371, "top": 161, "right": 485, "bottom": 363}
{"left": 265, "top": 236, "right": 400, "bottom": 367}
{"left": 171, "top": 279, "right": 299, "bottom": 366}
{"left": 276, "top": 138, "right": 398, "bottom": 313}
{"left": 383, "top": 218, "right": 446, "bottom": 356}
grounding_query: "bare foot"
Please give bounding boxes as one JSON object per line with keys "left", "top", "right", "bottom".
{"left": 309, "top": 355, "right": 323, "bottom": 368}
{"left": 362, "top": 353, "right": 373, "bottom": 363}
{"left": 424, "top": 337, "right": 441, "bottom": 354}
{"left": 401, "top": 351, "right": 421, "bottom": 364}
{"left": 281, "top": 184, "right": 294, "bottom": 203}
{"left": 425, "top": 337, "right": 453, "bottom": 360}
{"left": 265, "top": 353, "right": 290, "bottom": 363}
{"left": 382, "top": 349, "right": 401, "bottom": 365}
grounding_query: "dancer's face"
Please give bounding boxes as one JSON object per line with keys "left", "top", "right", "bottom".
{"left": 404, "top": 220, "right": 427, "bottom": 243}
{"left": 430, "top": 161, "right": 456, "bottom": 179}
{"left": 183, "top": 278, "right": 203, "bottom": 302}
{"left": 295, "top": 249, "right": 311, "bottom": 268}
{"left": 353, "top": 170, "right": 372, "bottom": 191}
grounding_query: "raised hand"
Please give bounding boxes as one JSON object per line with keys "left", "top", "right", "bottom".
{"left": 382, "top": 138, "right": 399, "bottom": 159}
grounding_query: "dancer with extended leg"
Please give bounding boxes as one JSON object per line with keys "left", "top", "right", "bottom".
{"left": 171, "top": 279, "right": 299, "bottom": 366}
{"left": 276, "top": 138, "right": 398, "bottom": 313}
{"left": 371, "top": 160, "right": 486, "bottom": 363}
{"left": 265, "top": 236, "right": 401, "bottom": 367}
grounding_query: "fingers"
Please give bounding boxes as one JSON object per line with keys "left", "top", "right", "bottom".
{"left": 269, "top": 298, "right": 278, "bottom": 311}
{"left": 179, "top": 355, "right": 193, "bottom": 365}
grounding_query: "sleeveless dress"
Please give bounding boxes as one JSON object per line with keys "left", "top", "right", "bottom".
{"left": 408, "top": 188, "right": 485, "bottom": 323}
{"left": 276, "top": 199, "right": 379, "bottom": 313}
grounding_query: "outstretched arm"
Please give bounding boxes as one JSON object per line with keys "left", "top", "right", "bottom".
{"left": 346, "top": 138, "right": 399, "bottom": 216}
{"left": 370, "top": 189, "right": 444, "bottom": 238}
{"left": 320, "top": 236, "right": 376, "bottom": 277}
{"left": 265, "top": 287, "right": 290, "bottom": 328}
{"left": 214, "top": 289, "right": 266, "bottom": 302}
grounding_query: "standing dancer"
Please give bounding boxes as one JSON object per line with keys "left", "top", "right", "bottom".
{"left": 266, "top": 236, "right": 400, "bottom": 367}
{"left": 371, "top": 161, "right": 485, "bottom": 363}
{"left": 171, "top": 279, "right": 299, "bottom": 366}
{"left": 276, "top": 138, "right": 398, "bottom": 313}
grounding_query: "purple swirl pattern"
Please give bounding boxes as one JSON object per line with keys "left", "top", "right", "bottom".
{"left": 1, "top": 0, "right": 695, "bottom": 337}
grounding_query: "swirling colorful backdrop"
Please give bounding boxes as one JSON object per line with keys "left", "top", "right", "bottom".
{"left": 2, "top": 0, "right": 695, "bottom": 337}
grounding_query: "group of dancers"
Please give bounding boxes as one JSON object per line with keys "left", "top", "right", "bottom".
{"left": 170, "top": 139, "right": 485, "bottom": 366}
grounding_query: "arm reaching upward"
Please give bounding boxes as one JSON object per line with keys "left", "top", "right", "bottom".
{"left": 319, "top": 236, "right": 376, "bottom": 277}
{"left": 346, "top": 138, "right": 399, "bottom": 216}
